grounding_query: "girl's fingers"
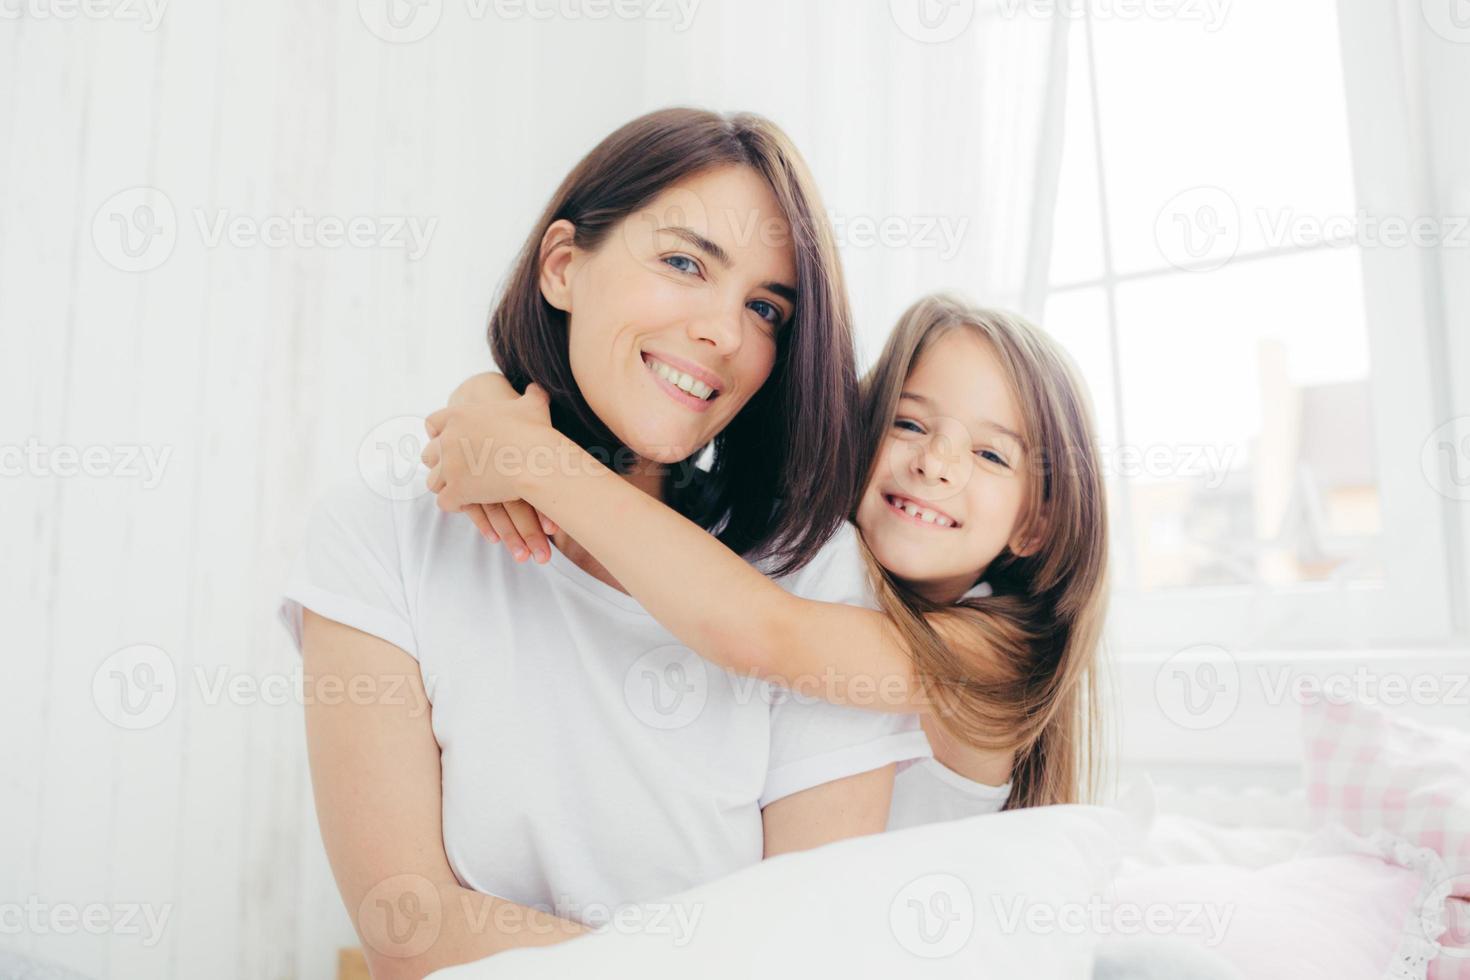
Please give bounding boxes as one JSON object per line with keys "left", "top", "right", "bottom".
{"left": 476, "top": 505, "right": 501, "bottom": 542}
{"left": 485, "top": 505, "right": 530, "bottom": 562}
{"left": 504, "top": 500, "right": 550, "bottom": 564}
{"left": 540, "top": 514, "right": 559, "bottom": 536}
{"left": 420, "top": 436, "right": 440, "bottom": 469}
{"left": 461, "top": 504, "right": 496, "bottom": 541}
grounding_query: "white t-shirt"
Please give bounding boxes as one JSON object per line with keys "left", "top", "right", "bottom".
{"left": 887, "top": 758, "right": 1012, "bottom": 830}
{"left": 278, "top": 480, "right": 930, "bottom": 922}
{"left": 885, "top": 579, "right": 1014, "bottom": 830}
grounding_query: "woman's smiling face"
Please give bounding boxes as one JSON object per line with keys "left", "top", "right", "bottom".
{"left": 855, "top": 328, "right": 1038, "bottom": 603}
{"left": 540, "top": 165, "right": 797, "bottom": 468}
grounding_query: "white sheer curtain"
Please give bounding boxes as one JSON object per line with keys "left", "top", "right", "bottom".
{"left": 0, "top": 3, "right": 1069, "bottom": 977}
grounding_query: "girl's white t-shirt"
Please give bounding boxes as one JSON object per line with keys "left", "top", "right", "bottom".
{"left": 278, "top": 480, "right": 930, "bottom": 922}
{"left": 885, "top": 579, "right": 1014, "bottom": 830}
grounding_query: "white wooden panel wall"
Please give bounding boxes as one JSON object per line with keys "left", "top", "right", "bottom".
{"left": 2, "top": 3, "right": 1064, "bottom": 978}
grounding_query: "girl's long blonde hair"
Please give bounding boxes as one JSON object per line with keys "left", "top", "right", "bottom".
{"left": 855, "top": 294, "right": 1111, "bottom": 810}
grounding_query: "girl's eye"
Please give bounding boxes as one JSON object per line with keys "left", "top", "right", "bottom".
{"left": 894, "top": 418, "right": 924, "bottom": 435}
{"left": 662, "top": 254, "right": 702, "bottom": 276}
{"left": 976, "top": 449, "right": 1009, "bottom": 468}
{"left": 748, "top": 299, "right": 782, "bottom": 327}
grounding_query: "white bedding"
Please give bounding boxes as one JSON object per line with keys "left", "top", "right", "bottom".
{"left": 427, "top": 805, "right": 1139, "bottom": 980}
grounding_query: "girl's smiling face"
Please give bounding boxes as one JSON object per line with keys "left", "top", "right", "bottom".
{"left": 855, "top": 328, "right": 1039, "bottom": 603}
{"left": 540, "top": 164, "right": 796, "bottom": 470}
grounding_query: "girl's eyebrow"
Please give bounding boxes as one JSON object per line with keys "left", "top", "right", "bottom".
{"left": 660, "top": 225, "right": 797, "bottom": 304}
{"left": 898, "top": 391, "right": 1025, "bottom": 446}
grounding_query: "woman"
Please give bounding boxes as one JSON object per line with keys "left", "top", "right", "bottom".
{"left": 278, "top": 108, "right": 929, "bottom": 978}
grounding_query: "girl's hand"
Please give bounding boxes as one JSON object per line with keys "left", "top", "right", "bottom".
{"left": 422, "top": 381, "right": 559, "bottom": 564}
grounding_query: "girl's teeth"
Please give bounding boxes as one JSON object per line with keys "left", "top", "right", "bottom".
{"left": 890, "top": 495, "right": 954, "bottom": 528}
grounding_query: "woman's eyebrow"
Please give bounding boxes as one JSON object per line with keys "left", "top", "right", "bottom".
{"left": 661, "top": 225, "right": 797, "bottom": 304}
{"left": 898, "top": 391, "right": 1025, "bottom": 446}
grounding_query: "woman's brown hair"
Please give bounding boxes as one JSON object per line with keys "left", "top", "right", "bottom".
{"left": 489, "top": 107, "right": 858, "bottom": 577}
{"left": 856, "top": 294, "right": 1111, "bottom": 809}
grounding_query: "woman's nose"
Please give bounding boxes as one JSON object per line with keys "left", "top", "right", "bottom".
{"left": 687, "top": 301, "right": 744, "bottom": 354}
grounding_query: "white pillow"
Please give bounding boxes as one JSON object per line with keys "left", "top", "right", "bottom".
{"left": 428, "top": 805, "right": 1138, "bottom": 980}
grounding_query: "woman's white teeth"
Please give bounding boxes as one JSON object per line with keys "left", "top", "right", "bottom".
{"left": 890, "top": 495, "right": 954, "bottom": 527}
{"left": 647, "top": 357, "right": 714, "bottom": 400}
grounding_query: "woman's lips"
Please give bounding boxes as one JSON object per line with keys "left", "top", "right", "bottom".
{"left": 642, "top": 353, "right": 714, "bottom": 413}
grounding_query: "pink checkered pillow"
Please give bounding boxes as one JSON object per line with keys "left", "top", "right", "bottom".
{"left": 1302, "top": 698, "right": 1470, "bottom": 978}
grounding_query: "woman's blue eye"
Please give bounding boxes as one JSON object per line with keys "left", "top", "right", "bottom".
{"left": 748, "top": 299, "right": 781, "bottom": 326}
{"left": 977, "top": 449, "right": 1009, "bottom": 468}
{"left": 663, "top": 254, "right": 701, "bottom": 276}
{"left": 894, "top": 419, "right": 924, "bottom": 434}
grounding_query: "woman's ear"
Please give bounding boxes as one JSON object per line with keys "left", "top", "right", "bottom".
{"left": 538, "top": 219, "right": 579, "bottom": 312}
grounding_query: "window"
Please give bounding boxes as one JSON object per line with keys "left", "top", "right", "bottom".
{"left": 1043, "top": 0, "right": 1455, "bottom": 651}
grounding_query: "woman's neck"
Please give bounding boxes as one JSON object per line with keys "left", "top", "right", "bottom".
{"left": 551, "top": 455, "right": 668, "bottom": 594}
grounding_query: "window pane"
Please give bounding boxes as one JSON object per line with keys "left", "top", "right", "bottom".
{"left": 1112, "top": 248, "right": 1383, "bottom": 591}
{"left": 1090, "top": 2, "right": 1358, "bottom": 275}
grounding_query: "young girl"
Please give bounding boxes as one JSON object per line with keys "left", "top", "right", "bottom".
{"left": 423, "top": 292, "right": 1110, "bottom": 819}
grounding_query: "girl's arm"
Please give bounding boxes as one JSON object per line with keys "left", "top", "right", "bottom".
{"left": 424, "top": 385, "right": 929, "bottom": 714}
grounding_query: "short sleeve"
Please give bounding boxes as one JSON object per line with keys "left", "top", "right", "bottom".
{"left": 759, "top": 523, "right": 932, "bottom": 808}
{"left": 277, "top": 479, "right": 420, "bottom": 660}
